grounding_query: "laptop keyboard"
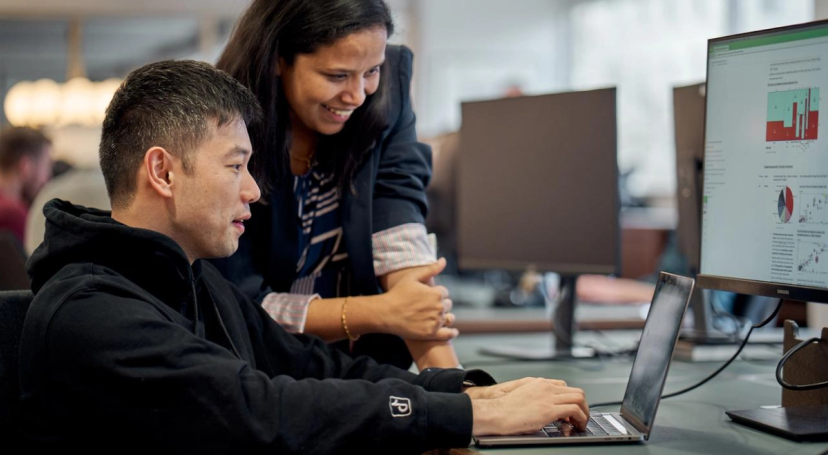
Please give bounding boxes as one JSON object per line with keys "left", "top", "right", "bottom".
{"left": 542, "top": 415, "right": 625, "bottom": 438}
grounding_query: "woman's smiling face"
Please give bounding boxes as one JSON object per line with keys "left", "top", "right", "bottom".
{"left": 279, "top": 27, "right": 388, "bottom": 137}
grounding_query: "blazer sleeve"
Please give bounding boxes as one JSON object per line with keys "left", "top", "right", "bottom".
{"left": 372, "top": 45, "right": 433, "bottom": 233}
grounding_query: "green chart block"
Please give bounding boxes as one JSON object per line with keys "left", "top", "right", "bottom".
{"left": 767, "top": 88, "right": 820, "bottom": 127}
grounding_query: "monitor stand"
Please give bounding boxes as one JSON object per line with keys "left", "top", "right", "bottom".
{"left": 726, "top": 322, "right": 828, "bottom": 442}
{"left": 479, "top": 275, "right": 595, "bottom": 360}
{"left": 679, "top": 288, "right": 737, "bottom": 344}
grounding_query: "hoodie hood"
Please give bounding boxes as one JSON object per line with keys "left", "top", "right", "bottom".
{"left": 28, "top": 199, "right": 195, "bottom": 304}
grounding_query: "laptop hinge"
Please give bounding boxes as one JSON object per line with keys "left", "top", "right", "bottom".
{"left": 618, "top": 408, "right": 650, "bottom": 438}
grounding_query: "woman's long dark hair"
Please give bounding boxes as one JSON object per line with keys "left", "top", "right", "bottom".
{"left": 217, "top": 0, "right": 394, "bottom": 197}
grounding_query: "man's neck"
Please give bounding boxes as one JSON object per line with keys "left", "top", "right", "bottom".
{"left": 112, "top": 205, "right": 196, "bottom": 265}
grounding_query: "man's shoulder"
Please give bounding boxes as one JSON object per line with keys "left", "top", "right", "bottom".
{"left": 30, "top": 263, "right": 170, "bottom": 323}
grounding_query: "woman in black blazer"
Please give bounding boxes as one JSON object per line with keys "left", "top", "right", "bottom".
{"left": 213, "top": 0, "right": 459, "bottom": 369}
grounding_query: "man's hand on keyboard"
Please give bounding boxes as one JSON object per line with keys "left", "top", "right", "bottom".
{"left": 469, "top": 377, "right": 589, "bottom": 436}
{"left": 464, "top": 377, "right": 568, "bottom": 400}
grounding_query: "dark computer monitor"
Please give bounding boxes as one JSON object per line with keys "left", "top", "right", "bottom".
{"left": 699, "top": 19, "right": 828, "bottom": 437}
{"left": 674, "top": 83, "right": 706, "bottom": 275}
{"left": 674, "top": 82, "right": 736, "bottom": 341}
{"left": 457, "top": 88, "right": 620, "bottom": 358}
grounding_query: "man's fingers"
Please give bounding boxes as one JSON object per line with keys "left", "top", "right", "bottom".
{"left": 552, "top": 404, "right": 589, "bottom": 431}
{"left": 551, "top": 386, "right": 585, "bottom": 397}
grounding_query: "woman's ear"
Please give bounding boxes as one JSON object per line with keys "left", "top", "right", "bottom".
{"left": 144, "top": 146, "right": 175, "bottom": 199}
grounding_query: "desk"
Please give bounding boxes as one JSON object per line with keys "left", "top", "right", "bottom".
{"left": 452, "top": 304, "right": 646, "bottom": 334}
{"left": 435, "top": 332, "right": 828, "bottom": 455}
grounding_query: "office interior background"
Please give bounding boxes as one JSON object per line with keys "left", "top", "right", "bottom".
{"left": 1, "top": 0, "right": 827, "bottom": 326}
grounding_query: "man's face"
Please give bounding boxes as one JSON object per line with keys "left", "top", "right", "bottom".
{"left": 21, "top": 146, "right": 52, "bottom": 205}
{"left": 170, "top": 118, "right": 260, "bottom": 262}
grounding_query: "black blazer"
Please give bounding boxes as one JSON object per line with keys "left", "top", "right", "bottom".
{"left": 214, "top": 45, "right": 432, "bottom": 367}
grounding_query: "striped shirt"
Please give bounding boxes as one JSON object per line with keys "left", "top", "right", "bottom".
{"left": 260, "top": 168, "right": 435, "bottom": 333}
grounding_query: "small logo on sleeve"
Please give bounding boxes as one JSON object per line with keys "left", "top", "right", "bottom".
{"left": 389, "top": 396, "right": 412, "bottom": 417}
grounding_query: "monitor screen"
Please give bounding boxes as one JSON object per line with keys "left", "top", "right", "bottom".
{"left": 699, "top": 20, "right": 828, "bottom": 303}
{"left": 456, "top": 88, "right": 619, "bottom": 274}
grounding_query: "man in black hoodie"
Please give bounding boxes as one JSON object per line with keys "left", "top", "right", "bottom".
{"left": 19, "top": 60, "right": 589, "bottom": 453}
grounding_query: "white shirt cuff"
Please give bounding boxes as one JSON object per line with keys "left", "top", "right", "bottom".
{"left": 372, "top": 223, "right": 437, "bottom": 277}
{"left": 260, "top": 292, "right": 320, "bottom": 333}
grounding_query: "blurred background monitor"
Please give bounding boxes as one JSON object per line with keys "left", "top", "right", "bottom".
{"left": 674, "top": 82, "right": 722, "bottom": 341}
{"left": 456, "top": 88, "right": 619, "bottom": 357}
{"left": 457, "top": 88, "right": 619, "bottom": 275}
{"left": 674, "top": 82, "right": 706, "bottom": 276}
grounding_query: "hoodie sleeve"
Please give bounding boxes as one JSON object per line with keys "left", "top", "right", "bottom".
{"left": 40, "top": 286, "right": 477, "bottom": 454}
{"left": 231, "top": 279, "right": 488, "bottom": 386}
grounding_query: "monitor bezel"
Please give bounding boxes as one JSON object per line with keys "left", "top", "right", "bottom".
{"left": 698, "top": 18, "right": 828, "bottom": 305}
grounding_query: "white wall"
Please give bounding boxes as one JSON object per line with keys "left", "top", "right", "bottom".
{"left": 406, "top": 0, "right": 814, "bottom": 197}
{"left": 411, "top": 0, "right": 570, "bottom": 137}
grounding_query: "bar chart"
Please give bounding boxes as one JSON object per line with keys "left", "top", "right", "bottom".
{"left": 766, "top": 88, "right": 820, "bottom": 142}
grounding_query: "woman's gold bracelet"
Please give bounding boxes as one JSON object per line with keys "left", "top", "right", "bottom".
{"left": 340, "top": 297, "right": 360, "bottom": 342}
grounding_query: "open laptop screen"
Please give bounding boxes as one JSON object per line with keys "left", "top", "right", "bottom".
{"left": 620, "top": 273, "right": 694, "bottom": 432}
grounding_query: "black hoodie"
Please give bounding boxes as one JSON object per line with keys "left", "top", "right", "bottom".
{"left": 20, "top": 199, "right": 492, "bottom": 453}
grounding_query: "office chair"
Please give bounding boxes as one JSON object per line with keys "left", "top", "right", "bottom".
{"left": 0, "top": 290, "right": 34, "bottom": 442}
{"left": 0, "top": 230, "right": 29, "bottom": 291}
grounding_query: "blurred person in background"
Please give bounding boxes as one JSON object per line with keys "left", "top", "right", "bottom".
{"left": 25, "top": 165, "right": 111, "bottom": 256}
{"left": 0, "top": 126, "right": 52, "bottom": 246}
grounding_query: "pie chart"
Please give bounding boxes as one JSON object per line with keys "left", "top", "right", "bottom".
{"left": 778, "top": 187, "right": 794, "bottom": 223}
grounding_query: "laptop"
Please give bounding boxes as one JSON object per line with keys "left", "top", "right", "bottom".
{"left": 475, "top": 272, "right": 695, "bottom": 447}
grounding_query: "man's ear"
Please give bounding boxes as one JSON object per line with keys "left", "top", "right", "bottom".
{"left": 144, "top": 147, "right": 176, "bottom": 199}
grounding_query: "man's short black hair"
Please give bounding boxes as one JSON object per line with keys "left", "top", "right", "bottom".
{"left": 0, "top": 126, "right": 51, "bottom": 172}
{"left": 100, "top": 60, "right": 263, "bottom": 209}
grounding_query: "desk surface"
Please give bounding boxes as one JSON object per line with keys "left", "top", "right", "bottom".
{"left": 452, "top": 304, "right": 647, "bottom": 334}
{"left": 447, "top": 332, "right": 828, "bottom": 455}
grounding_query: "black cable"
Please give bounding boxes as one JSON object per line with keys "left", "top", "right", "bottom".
{"left": 776, "top": 336, "right": 828, "bottom": 391}
{"left": 590, "top": 298, "right": 784, "bottom": 409}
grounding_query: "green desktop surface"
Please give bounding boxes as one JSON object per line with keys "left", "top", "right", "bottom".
{"left": 451, "top": 332, "right": 828, "bottom": 455}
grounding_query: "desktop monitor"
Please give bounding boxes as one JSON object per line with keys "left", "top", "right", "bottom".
{"left": 699, "top": 21, "right": 828, "bottom": 304}
{"left": 700, "top": 19, "right": 828, "bottom": 438}
{"left": 456, "top": 88, "right": 619, "bottom": 357}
